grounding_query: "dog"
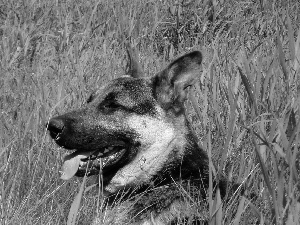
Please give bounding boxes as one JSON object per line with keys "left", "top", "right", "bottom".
{"left": 47, "top": 50, "right": 238, "bottom": 224}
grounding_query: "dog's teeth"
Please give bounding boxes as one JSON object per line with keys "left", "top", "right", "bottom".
{"left": 104, "top": 146, "right": 114, "bottom": 153}
{"left": 79, "top": 161, "right": 86, "bottom": 166}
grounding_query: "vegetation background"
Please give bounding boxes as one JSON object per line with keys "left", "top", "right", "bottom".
{"left": 1, "top": 0, "right": 300, "bottom": 224}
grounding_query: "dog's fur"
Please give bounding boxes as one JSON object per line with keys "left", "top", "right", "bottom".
{"left": 47, "top": 50, "right": 236, "bottom": 224}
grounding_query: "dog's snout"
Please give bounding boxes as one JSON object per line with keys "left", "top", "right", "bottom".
{"left": 47, "top": 118, "right": 65, "bottom": 139}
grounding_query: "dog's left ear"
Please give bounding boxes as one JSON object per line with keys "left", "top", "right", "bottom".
{"left": 152, "top": 51, "right": 202, "bottom": 112}
{"left": 125, "top": 43, "right": 144, "bottom": 78}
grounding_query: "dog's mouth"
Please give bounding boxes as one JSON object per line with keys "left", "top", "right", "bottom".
{"left": 60, "top": 145, "right": 127, "bottom": 180}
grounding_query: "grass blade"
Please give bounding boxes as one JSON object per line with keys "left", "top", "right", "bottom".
{"left": 252, "top": 134, "right": 278, "bottom": 224}
{"left": 233, "top": 196, "right": 245, "bottom": 225}
{"left": 219, "top": 87, "right": 237, "bottom": 174}
{"left": 67, "top": 175, "right": 87, "bottom": 225}
{"left": 286, "top": 10, "right": 295, "bottom": 63}
{"left": 237, "top": 66, "right": 257, "bottom": 115}
{"left": 215, "top": 188, "right": 222, "bottom": 225}
{"left": 276, "top": 30, "right": 289, "bottom": 80}
{"left": 293, "top": 28, "right": 300, "bottom": 73}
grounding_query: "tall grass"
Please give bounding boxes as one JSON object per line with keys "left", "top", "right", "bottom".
{"left": 1, "top": 0, "right": 300, "bottom": 224}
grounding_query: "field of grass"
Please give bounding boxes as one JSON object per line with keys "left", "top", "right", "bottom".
{"left": 1, "top": 0, "right": 300, "bottom": 224}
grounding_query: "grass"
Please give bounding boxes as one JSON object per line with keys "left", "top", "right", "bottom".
{"left": 1, "top": 0, "right": 300, "bottom": 224}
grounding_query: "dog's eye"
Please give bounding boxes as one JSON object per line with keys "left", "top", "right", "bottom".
{"left": 100, "top": 101, "right": 122, "bottom": 112}
{"left": 105, "top": 102, "right": 120, "bottom": 109}
{"left": 87, "top": 93, "right": 95, "bottom": 103}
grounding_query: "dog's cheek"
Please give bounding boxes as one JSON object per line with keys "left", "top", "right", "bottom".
{"left": 126, "top": 114, "right": 174, "bottom": 145}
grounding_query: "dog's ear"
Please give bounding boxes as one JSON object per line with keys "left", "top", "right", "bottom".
{"left": 152, "top": 51, "right": 202, "bottom": 112}
{"left": 125, "top": 43, "right": 144, "bottom": 78}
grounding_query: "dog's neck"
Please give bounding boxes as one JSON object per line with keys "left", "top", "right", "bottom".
{"left": 132, "top": 115, "right": 211, "bottom": 192}
{"left": 155, "top": 123, "right": 210, "bottom": 186}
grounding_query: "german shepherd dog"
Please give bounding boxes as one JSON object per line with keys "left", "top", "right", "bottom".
{"left": 47, "top": 50, "right": 238, "bottom": 224}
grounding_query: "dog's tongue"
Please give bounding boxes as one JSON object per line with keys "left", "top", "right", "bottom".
{"left": 60, "top": 151, "right": 91, "bottom": 180}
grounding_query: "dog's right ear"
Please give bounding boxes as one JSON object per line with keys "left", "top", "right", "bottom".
{"left": 152, "top": 51, "right": 202, "bottom": 112}
{"left": 125, "top": 43, "right": 144, "bottom": 78}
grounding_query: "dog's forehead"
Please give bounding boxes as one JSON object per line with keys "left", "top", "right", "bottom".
{"left": 97, "top": 76, "right": 152, "bottom": 98}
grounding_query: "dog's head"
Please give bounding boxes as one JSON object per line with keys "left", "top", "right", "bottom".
{"left": 47, "top": 51, "right": 202, "bottom": 193}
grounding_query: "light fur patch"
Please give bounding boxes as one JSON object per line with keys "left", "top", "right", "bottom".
{"left": 105, "top": 107, "right": 185, "bottom": 192}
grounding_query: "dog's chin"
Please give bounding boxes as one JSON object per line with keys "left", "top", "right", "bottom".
{"left": 59, "top": 145, "right": 128, "bottom": 180}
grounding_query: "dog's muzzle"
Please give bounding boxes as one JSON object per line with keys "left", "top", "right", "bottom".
{"left": 47, "top": 117, "right": 128, "bottom": 180}
{"left": 47, "top": 117, "right": 65, "bottom": 141}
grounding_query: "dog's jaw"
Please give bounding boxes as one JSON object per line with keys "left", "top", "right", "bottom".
{"left": 59, "top": 143, "right": 129, "bottom": 180}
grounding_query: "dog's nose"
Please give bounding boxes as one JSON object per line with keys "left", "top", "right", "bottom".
{"left": 47, "top": 117, "right": 65, "bottom": 139}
